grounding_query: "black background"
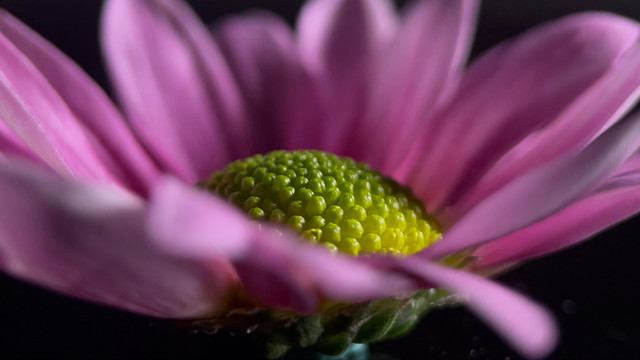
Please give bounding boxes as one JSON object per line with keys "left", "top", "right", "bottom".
{"left": 1, "top": 1, "right": 639, "bottom": 359}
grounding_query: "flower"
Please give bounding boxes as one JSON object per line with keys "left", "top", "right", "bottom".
{"left": 1, "top": 0, "right": 640, "bottom": 358}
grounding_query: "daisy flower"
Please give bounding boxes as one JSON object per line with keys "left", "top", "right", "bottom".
{"left": 1, "top": 0, "right": 640, "bottom": 359}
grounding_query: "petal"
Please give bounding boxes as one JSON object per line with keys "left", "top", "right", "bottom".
{"left": 422, "top": 112, "right": 640, "bottom": 258}
{"left": 0, "top": 26, "right": 121, "bottom": 184}
{"left": 608, "top": 150, "right": 640, "bottom": 177}
{"left": 145, "top": 178, "right": 412, "bottom": 312}
{"left": 297, "top": 0, "right": 398, "bottom": 154}
{"left": 0, "top": 10, "right": 159, "bottom": 193}
{"left": 451, "top": 42, "right": 640, "bottom": 221}
{"left": 473, "top": 165, "right": 640, "bottom": 268}
{"left": 233, "top": 232, "right": 414, "bottom": 312}
{"left": 0, "top": 118, "right": 45, "bottom": 166}
{"left": 101, "top": 0, "right": 247, "bottom": 182}
{"left": 212, "top": 11, "right": 325, "bottom": 152}
{"left": 232, "top": 236, "right": 320, "bottom": 312}
{"left": 298, "top": 0, "right": 397, "bottom": 74}
{"left": 405, "top": 13, "right": 640, "bottom": 212}
{"left": 357, "top": 0, "right": 479, "bottom": 173}
{"left": 0, "top": 164, "right": 236, "bottom": 318}
{"left": 146, "top": 177, "right": 253, "bottom": 260}
{"left": 399, "top": 258, "right": 557, "bottom": 359}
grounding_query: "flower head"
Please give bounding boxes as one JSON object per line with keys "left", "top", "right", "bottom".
{"left": 2, "top": 0, "right": 640, "bottom": 358}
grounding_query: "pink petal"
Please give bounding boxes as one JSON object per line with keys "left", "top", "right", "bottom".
{"left": 145, "top": 179, "right": 412, "bottom": 312}
{"left": 422, "top": 112, "right": 640, "bottom": 258}
{"left": 212, "top": 11, "right": 325, "bottom": 152}
{"left": 0, "top": 118, "right": 46, "bottom": 166}
{"left": 405, "top": 13, "right": 640, "bottom": 213}
{"left": 147, "top": 177, "right": 253, "bottom": 260}
{"left": 233, "top": 231, "right": 413, "bottom": 312}
{"left": 608, "top": 150, "right": 640, "bottom": 177}
{"left": 101, "top": 0, "right": 247, "bottom": 182}
{"left": 451, "top": 42, "right": 640, "bottom": 222}
{"left": 0, "top": 10, "right": 159, "bottom": 193}
{"left": 400, "top": 258, "right": 557, "bottom": 359}
{"left": 474, "top": 165, "right": 640, "bottom": 268}
{"left": 357, "top": 0, "right": 479, "bottom": 174}
{"left": 232, "top": 235, "right": 321, "bottom": 313}
{"left": 0, "top": 27, "right": 121, "bottom": 184}
{"left": 0, "top": 164, "right": 237, "bottom": 318}
{"left": 298, "top": 0, "right": 397, "bottom": 74}
{"left": 297, "top": 0, "right": 397, "bottom": 154}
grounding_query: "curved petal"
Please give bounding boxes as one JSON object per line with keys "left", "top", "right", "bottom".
{"left": 0, "top": 27, "right": 121, "bottom": 185}
{"left": 473, "top": 166, "right": 640, "bottom": 268}
{"left": 212, "top": 11, "right": 325, "bottom": 152}
{"left": 297, "top": 0, "right": 397, "bottom": 154}
{"left": 608, "top": 150, "right": 640, "bottom": 177}
{"left": 232, "top": 237, "right": 320, "bottom": 312}
{"left": 0, "top": 164, "right": 237, "bottom": 319}
{"left": 422, "top": 113, "right": 640, "bottom": 259}
{"left": 451, "top": 42, "right": 640, "bottom": 222}
{"left": 357, "top": 0, "right": 479, "bottom": 173}
{"left": 0, "top": 119, "right": 46, "bottom": 166}
{"left": 101, "top": 0, "right": 247, "bottom": 182}
{"left": 399, "top": 258, "right": 557, "bottom": 359}
{"left": 145, "top": 177, "right": 412, "bottom": 313}
{"left": 298, "top": 0, "right": 397, "bottom": 74}
{"left": 0, "top": 10, "right": 159, "bottom": 193}
{"left": 233, "top": 231, "right": 414, "bottom": 313}
{"left": 147, "top": 177, "right": 253, "bottom": 260}
{"left": 405, "top": 13, "right": 640, "bottom": 213}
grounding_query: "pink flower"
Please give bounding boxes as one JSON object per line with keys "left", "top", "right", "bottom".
{"left": 1, "top": 0, "right": 640, "bottom": 358}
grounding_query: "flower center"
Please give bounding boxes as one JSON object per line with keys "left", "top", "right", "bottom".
{"left": 203, "top": 150, "right": 441, "bottom": 256}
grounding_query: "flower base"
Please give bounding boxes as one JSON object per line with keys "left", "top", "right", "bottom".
{"left": 186, "top": 289, "right": 456, "bottom": 359}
